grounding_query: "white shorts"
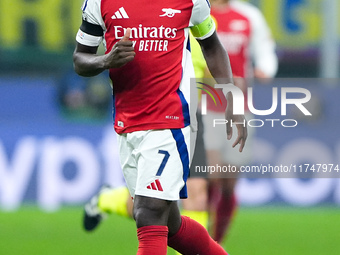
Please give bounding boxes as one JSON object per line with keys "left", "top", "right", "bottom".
{"left": 117, "top": 126, "right": 196, "bottom": 201}
{"left": 203, "top": 111, "right": 254, "bottom": 166}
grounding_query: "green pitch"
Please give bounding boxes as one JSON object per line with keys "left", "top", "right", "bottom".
{"left": 0, "top": 206, "right": 339, "bottom": 255}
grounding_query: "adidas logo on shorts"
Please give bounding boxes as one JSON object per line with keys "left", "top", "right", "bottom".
{"left": 147, "top": 179, "right": 163, "bottom": 191}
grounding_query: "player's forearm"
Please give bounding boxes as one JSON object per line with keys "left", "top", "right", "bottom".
{"left": 200, "top": 33, "right": 235, "bottom": 116}
{"left": 73, "top": 52, "right": 107, "bottom": 77}
{"left": 205, "top": 47, "right": 233, "bottom": 85}
{"left": 200, "top": 33, "right": 234, "bottom": 85}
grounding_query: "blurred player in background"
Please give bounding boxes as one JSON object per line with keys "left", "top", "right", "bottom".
{"left": 73, "top": 0, "right": 247, "bottom": 254}
{"left": 198, "top": 0, "right": 278, "bottom": 243}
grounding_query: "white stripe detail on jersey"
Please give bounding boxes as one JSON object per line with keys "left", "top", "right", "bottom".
{"left": 119, "top": 7, "right": 129, "bottom": 18}
{"left": 111, "top": 7, "right": 129, "bottom": 19}
{"left": 76, "top": 29, "right": 103, "bottom": 47}
{"left": 115, "top": 11, "right": 122, "bottom": 19}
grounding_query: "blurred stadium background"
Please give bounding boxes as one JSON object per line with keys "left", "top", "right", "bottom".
{"left": 0, "top": 0, "right": 339, "bottom": 254}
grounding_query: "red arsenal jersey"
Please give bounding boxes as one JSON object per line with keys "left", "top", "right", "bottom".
{"left": 76, "top": 0, "right": 214, "bottom": 133}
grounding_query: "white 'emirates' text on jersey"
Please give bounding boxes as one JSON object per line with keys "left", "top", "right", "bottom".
{"left": 76, "top": 0, "right": 214, "bottom": 134}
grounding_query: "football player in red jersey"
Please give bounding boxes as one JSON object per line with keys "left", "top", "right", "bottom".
{"left": 73, "top": 0, "right": 247, "bottom": 254}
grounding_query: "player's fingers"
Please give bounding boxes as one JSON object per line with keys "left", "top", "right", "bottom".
{"left": 238, "top": 138, "right": 246, "bottom": 152}
{"left": 123, "top": 55, "right": 135, "bottom": 63}
{"left": 118, "top": 51, "right": 136, "bottom": 58}
{"left": 232, "top": 135, "right": 246, "bottom": 153}
{"left": 121, "top": 28, "right": 131, "bottom": 41}
{"left": 238, "top": 126, "right": 247, "bottom": 152}
{"left": 226, "top": 122, "right": 232, "bottom": 140}
{"left": 115, "top": 54, "right": 135, "bottom": 67}
{"left": 232, "top": 124, "right": 247, "bottom": 151}
{"left": 110, "top": 40, "right": 135, "bottom": 57}
{"left": 232, "top": 135, "right": 241, "bottom": 149}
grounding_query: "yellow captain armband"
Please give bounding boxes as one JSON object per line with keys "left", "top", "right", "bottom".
{"left": 190, "top": 16, "right": 216, "bottom": 40}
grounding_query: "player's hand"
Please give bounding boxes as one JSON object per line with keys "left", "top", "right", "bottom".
{"left": 225, "top": 94, "right": 247, "bottom": 152}
{"left": 104, "top": 28, "right": 135, "bottom": 68}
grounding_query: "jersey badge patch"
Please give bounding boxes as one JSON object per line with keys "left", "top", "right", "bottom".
{"left": 159, "top": 8, "right": 181, "bottom": 18}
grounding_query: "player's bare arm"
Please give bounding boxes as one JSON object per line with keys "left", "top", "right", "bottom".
{"left": 73, "top": 28, "right": 135, "bottom": 77}
{"left": 198, "top": 31, "right": 247, "bottom": 152}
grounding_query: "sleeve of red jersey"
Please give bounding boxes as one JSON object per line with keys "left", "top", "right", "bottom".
{"left": 189, "top": 0, "right": 216, "bottom": 40}
{"left": 248, "top": 6, "right": 278, "bottom": 78}
{"left": 76, "top": 0, "right": 105, "bottom": 47}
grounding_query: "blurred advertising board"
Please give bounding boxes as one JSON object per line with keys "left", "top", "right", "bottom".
{"left": 0, "top": 76, "right": 339, "bottom": 211}
{"left": 0, "top": 0, "right": 337, "bottom": 73}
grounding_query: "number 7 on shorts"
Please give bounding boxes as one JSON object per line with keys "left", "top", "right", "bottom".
{"left": 156, "top": 150, "right": 170, "bottom": 176}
